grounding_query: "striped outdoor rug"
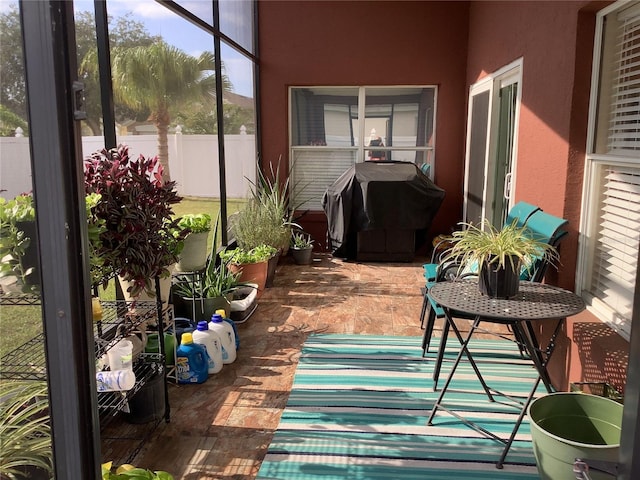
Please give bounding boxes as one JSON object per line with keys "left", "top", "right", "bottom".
{"left": 256, "top": 334, "right": 543, "bottom": 480}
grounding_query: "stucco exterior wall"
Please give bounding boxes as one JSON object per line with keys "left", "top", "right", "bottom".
{"left": 258, "top": 0, "right": 470, "bottom": 246}
{"left": 466, "top": 0, "right": 626, "bottom": 393}
{"left": 258, "top": 0, "right": 627, "bottom": 393}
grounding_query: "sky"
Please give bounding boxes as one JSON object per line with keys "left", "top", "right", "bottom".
{"left": 1, "top": 0, "right": 254, "bottom": 98}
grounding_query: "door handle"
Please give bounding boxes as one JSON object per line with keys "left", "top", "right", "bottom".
{"left": 503, "top": 172, "right": 512, "bottom": 200}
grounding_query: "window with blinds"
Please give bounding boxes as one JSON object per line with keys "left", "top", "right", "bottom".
{"left": 607, "top": 4, "right": 640, "bottom": 152}
{"left": 289, "top": 86, "right": 436, "bottom": 211}
{"left": 581, "top": 1, "right": 640, "bottom": 340}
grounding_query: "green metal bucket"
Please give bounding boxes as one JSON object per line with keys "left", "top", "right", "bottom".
{"left": 528, "top": 392, "right": 622, "bottom": 480}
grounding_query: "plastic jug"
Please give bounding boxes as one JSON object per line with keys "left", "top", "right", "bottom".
{"left": 145, "top": 332, "right": 176, "bottom": 366}
{"left": 209, "top": 314, "right": 236, "bottom": 364}
{"left": 215, "top": 309, "right": 240, "bottom": 350}
{"left": 192, "top": 321, "right": 224, "bottom": 374}
{"left": 174, "top": 317, "right": 195, "bottom": 345}
{"left": 107, "top": 339, "right": 133, "bottom": 371}
{"left": 175, "top": 332, "right": 208, "bottom": 384}
{"left": 96, "top": 369, "right": 136, "bottom": 392}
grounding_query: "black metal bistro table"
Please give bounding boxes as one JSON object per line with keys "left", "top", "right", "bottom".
{"left": 427, "top": 280, "right": 585, "bottom": 469}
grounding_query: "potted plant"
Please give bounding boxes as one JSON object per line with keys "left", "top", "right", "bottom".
{"left": 84, "top": 144, "right": 187, "bottom": 302}
{"left": 239, "top": 157, "right": 308, "bottom": 284}
{"left": 102, "top": 462, "right": 174, "bottom": 480}
{"left": 290, "top": 230, "right": 314, "bottom": 265}
{"left": 0, "top": 380, "right": 53, "bottom": 480}
{"left": 175, "top": 213, "right": 212, "bottom": 273}
{"left": 442, "top": 219, "right": 559, "bottom": 298}
{"left": 247, "top": 158, "right": 300, "bottom": 251}
{"left": 173, "top": 256, "right": 244, "bottom": 321}
{"left": 219, "top": 244, "right": 276, "bottom": 298}
{"left": 0, "top": 193, "right": 39, "bottom": 293}
{"left": 228, "top": 198, "right": 286, "bottom": 288}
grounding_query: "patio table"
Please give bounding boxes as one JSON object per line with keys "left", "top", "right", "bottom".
{"left": 426, "top": 280, "right": 585, "bottom": 469}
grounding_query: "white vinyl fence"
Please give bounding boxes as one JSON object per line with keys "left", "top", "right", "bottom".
{"left": 0, "top": 130, "right": 256, "bottom": 200}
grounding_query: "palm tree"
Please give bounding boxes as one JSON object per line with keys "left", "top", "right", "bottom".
{"left": 110, "top": 41, "right": 230, "bottom": 182}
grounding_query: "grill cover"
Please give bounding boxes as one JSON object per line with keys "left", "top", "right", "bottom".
{"left": 322, "top": 161, "right": 445, "bottom": 259}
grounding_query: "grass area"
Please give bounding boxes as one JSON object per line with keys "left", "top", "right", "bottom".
{"left": 0, "top": 197, "right": 247, "bottom": 358}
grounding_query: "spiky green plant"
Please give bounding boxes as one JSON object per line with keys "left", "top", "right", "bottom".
{"left": 229, "top": 198, "right": 290, "bottom": 251}
{"left": 0, "top": 380, "right": 53, "bottom": 479}
{"left": 442, "top": 219, "right": 559, "bottom": 274}
{"left": 291, "top": 230, "right": 313, "bottom": 249}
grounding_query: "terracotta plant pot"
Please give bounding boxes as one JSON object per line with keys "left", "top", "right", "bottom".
{"left": 229, "top": 260, "right": 268, "bottom": 298}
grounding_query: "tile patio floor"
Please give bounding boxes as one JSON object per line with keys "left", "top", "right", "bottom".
{"left": 101, "top": 253, "right": 505, "bottom": 479}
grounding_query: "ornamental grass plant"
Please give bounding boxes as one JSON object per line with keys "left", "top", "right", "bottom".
{"left": 443, "top": 219, "right": 560, "bottom": 275}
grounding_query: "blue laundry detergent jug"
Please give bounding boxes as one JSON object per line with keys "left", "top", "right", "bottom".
{"left": 173, "top": 317, "right": 195, "bottom": 345}
{"left": 215, "top": 309, "right": 240, "bottom": 350}
{"left": 175, "top": 332, "right": 208, "bottom": 384}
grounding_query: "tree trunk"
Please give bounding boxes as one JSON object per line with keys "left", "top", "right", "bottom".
{"left": 84, "top": 118, "right": 102, "bottom": 136}
{"left": 153, "top": 109, "right": 171, "bottom": 183}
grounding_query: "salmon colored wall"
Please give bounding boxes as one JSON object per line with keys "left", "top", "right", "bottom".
{"left": 466, "top": 0, "right": 626, "bottom": 393}
{"left": 258, "top": 1, "right": 470, "bottom": 249}
{"left": 466, "top": 0, "right": 595, "bottom": 290}
{"left": 258, "top": 0, "right": 627, "bottom": 393}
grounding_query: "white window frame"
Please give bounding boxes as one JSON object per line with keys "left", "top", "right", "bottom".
{"left": 289, "top": 85, "right": 438, "bottom": 211}
{"left": 577, "top": 0, "right": 640, "bottom": 341}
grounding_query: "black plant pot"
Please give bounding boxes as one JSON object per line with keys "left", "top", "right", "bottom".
{"left": 123, "top": 371, "right": 165, "bottom": 424}
{"left": 479, "top": 257, "right": 521, "bottom": 299}
{"left": 265, "top": 252, "right": 280, "bottom": 287}
{"left": 291, "top": 247, "right": 313, "bottom": 265}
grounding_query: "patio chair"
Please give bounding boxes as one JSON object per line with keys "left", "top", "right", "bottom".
{"left": 423, "top": 207, "right": 569, "bottom": 389}
{"left": 419, "top": 201, "right": 541, "bottom": 351}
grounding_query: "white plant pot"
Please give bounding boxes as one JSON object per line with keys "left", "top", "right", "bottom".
{"left": 118, "top": 264, "right": 175, "bottom": 305}
{"left": 177, "top": 231, "right": 209, "bottom": 273}
{"left": 230, "top": 284, "right": 258, "bottom": 323}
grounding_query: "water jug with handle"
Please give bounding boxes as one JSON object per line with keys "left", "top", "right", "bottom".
{"left": 209, "top": 314, "right": 236, "bottom": 364}
{"left": 175, "top": 332, "right": 208, "bottom": 384}
{"left": 215, "top": 309, "right": 240, "bottom": 350}
{"left": 192, "top": 321, "right": 224, "bottom": 374}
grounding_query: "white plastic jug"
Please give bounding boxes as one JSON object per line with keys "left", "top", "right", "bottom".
{"left": 107, "top": 339, "right": 133, "bottom": 371}
{"left": 209, "top": 314, "right": 236, "bottom": 364}
{"left": 192, "top": 321, "right": 224, "bottom": 374}
{"left": 96, "top": 369, "right": 136, "bottom": 392}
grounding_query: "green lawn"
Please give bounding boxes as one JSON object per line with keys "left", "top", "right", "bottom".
{"left": 0, "top": 197, "right": 246, "bottom": 358}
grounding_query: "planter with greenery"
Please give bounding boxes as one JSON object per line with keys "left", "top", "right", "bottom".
{"left": 0, "top": 193, "right": 39, "bottom": 293}
{"left": 0, "top": 380, "right": 53, "bottom": 480}
{"left": 84, "top": 144, "right": 187, "bottom": 302}
{"left": 219, "top": 244, "right": 276, "bottom": 297}
{"left": 176, "top": 213, "right": 212, "bottom": 273}
{"left": 173, "top": 256, "right": 243, "bottom": 321}
{"left": 442, "top": 219, "right": 559, "bottom": 299}
{"left": 290, "top": 230, "right": 314, "bottom": 265}
{"left": 246, "top": 158, "right": 300, "bottom": 253}
{"left": 102, "top": 462, "right": 174, "bottom": 480}
{"left": 85, "top": 192, "right": 112, "bottom": 291}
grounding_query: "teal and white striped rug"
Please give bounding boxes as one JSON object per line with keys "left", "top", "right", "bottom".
{"left": 256, "top": 334, "right": 543, "bottom": 480}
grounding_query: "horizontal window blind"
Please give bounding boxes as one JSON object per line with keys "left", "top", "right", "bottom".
{"left": 583, "top": 2, "right": 640, "bottom": 340}
{"left": 589, "top": 165, "right": 640, "bottom": 338}
{"left": 607, "top": 4, "right": 640, "bottom": 152}
{"left": 292, "top": 150, "right": 356, "bottom": 211}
